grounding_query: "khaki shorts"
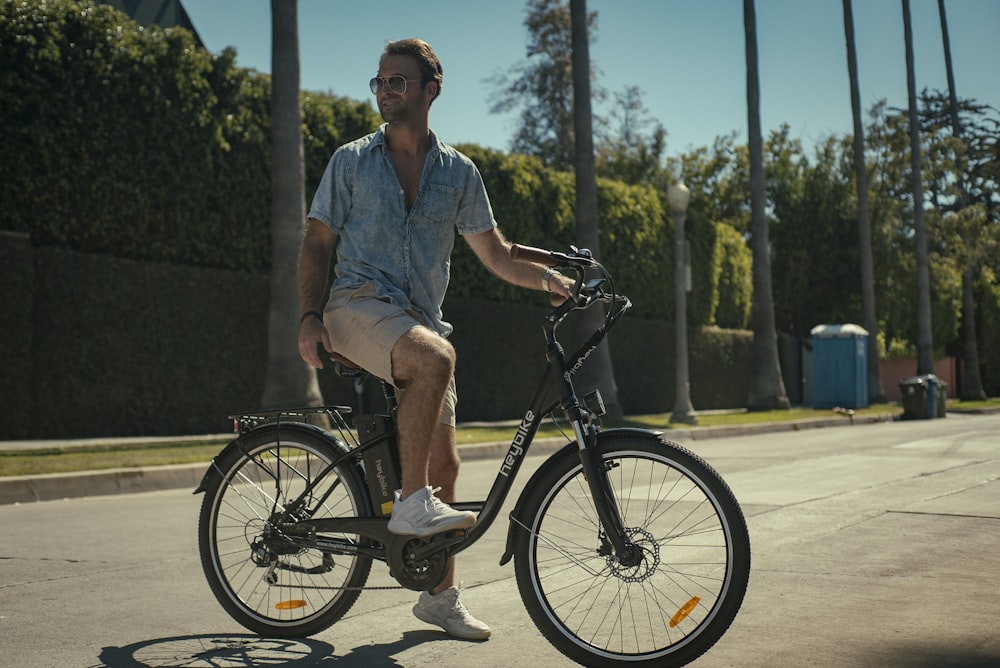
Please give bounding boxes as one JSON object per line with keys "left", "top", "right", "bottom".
{"left": 324, "top": 283, "right": 457, "bottom": 427}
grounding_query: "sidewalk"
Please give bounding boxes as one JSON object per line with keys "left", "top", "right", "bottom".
{"left": 3, "top": 408, "right": 992, "bottom": 505}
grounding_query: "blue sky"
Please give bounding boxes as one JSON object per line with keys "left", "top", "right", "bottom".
{"left": 181, "top": 0, "right": 999, "bottom": 160}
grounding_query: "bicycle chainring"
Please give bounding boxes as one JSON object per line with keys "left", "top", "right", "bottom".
{"left": 387, "top": 535, "right": 450, "bottom": 592}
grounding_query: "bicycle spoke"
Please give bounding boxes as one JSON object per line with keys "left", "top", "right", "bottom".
{"left": 199, "top": 430, "right": 374, "bottom": 636}
{"left": 516, "top": 439, "right": 749, "bottom": 664}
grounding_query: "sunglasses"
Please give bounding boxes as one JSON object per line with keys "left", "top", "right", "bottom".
{"left": 369, "top": 75, "right": 423, "bottom": 95}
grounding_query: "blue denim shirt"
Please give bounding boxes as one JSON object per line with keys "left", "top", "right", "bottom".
{"left": 307, "top": 125, "right": 497, "bottom": 336}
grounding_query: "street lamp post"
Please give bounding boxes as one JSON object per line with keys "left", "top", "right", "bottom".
{"left": 669, "top": 182, "right": 697, "bottom": 425}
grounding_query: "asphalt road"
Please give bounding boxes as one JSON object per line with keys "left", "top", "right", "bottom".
{"left": 2, "top": 414, "right": 999, "bottom": 667}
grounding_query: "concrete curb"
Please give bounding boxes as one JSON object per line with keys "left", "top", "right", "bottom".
{"left": 0, "top": 437, "right": 569, "bottom": 505}
{"left": 0, "top": 410, "right": 976, "bottom": 505}
{"left": 0, "top": 462, "right": 208, "bottom": 505}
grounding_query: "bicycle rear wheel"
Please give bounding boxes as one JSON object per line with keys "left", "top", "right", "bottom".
{"left": 512, "top": 431, "right": 750, "bottom": 666}
{"left": 198, "top": 424, "right": 373, "bottom": 637}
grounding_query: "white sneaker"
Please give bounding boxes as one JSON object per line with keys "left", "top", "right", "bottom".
{"left": 387, "top": 486, "right": 476, "bottom": 537}
{"left": 413, "top": 584, "right": 491, "bottom": 640}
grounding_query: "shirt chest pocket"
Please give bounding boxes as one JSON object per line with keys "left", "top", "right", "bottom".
{"left": 416, "top": 183, "right": 461, "bottom": 224}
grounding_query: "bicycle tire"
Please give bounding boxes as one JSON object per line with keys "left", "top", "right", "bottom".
{"left": 197, "top": 424, "right": 373, "bottom": 637}
{"left": 512, "top": 431, "right": 750, "bottom": 666}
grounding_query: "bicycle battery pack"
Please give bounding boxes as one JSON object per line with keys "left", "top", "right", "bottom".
{"left": 354, "top": 414, "right": 402, "bottom": 516}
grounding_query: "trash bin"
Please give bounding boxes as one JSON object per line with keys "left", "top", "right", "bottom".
{"left": 928, "top": 375, "right": 948, "bottom": 418}
{"left": 810, "top": 324, "right": 869, "bottom": 409}
{"left": 899, "top": 374, "right": 947, "bottom": 419}
{"left": 899, "top": 376, "right": 928, "bottom": 419}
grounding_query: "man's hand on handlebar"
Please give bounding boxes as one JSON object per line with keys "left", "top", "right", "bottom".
{"left": 548, "top": 272, "right": 575, "bottom": 305}
{"left": 510, "top": 244, "right": 597, "bottom": 306}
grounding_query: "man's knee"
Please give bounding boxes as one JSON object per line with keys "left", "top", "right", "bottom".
{"left": 393, "top": 328, "right": 455, "bottom": 386}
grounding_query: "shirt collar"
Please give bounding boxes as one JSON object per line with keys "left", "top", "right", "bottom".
{"left": 370, "top": 124, "right": 444, "bottom": 164}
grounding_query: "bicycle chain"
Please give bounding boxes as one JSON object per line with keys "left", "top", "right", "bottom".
{"left": 287, "top": 582, "right": 404, "bottom": 591}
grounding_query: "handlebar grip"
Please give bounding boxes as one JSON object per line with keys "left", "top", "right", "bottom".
{"left": 510, "top": 244, "right": 557, "bottom": 266}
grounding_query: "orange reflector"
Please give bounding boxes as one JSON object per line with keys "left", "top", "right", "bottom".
{"left": 669, "top": 596, "right": 701, "bottom": 628}
{"left": 275, "top": 599, "right": 307, "bottom": 611}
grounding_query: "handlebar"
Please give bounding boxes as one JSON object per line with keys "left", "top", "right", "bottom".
{"left": 510, "top": 243, "right": 631, "bottom": 320}
{"left": 509, "top": 244, "right": 556, "bottom": 266}
{"left": 510, "top": 244, "right": 599, "bottom": 270}
{"left": 511, "top": 245, "right": 632, "bottom": 378}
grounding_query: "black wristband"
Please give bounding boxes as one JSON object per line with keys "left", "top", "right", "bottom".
{"left": 300, "top": 310, "right": 323, "bottom": 325}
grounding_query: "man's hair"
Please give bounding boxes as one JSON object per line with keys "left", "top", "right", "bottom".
{"left": 380, "top": 38, "right": 443, "bottom": 104}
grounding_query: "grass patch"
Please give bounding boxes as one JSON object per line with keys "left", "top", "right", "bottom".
{"left": 0, "top": 444, "right": 228, "bottom": 478}
{"left": 947, "top": 397, "right": 1000, "bottom": 412}
{"left": 0, "top": 437, "right": 232, "bottom": 478}
{"left": 0, "top": 403, "right": 917, "bottom": 478}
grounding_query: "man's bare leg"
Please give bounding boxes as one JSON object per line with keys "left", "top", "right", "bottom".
{"left": 390, "top": 326, "right": 455, "bottom": 499}
{"left": 427, "top": 420, "right": 460, "bottom": 595}
{"left": 397, "top": 346, "right": 489, "bottom": 639}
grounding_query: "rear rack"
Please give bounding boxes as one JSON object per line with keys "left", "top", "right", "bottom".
{"left": 228, "top": 405, "right": 358, "bottom": 447}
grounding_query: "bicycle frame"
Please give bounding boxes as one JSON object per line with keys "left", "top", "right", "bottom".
{"left": 238, "top": 264, "right": 632, "bottom": 568}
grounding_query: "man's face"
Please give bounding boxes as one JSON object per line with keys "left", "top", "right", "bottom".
{"left": 375, "top": 55, "right": 431, "bottom": 124}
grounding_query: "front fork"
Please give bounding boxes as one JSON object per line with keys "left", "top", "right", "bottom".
{"left": 575, "top": 421, "right": 634, "bottom": 561}
{"left": 564, "top": 386, "right": 634, "bottom": 563}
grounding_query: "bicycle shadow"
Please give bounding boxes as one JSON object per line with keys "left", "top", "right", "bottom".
{"left": 94, "top": 630, "right": 455, "bottom": 667}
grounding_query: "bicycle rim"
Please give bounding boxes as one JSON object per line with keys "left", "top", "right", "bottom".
{"left": 200, "top": 432, "right": 371, "bottom": 636}
{"left": 517, "top": 440, "right": 748, "bottom": 665}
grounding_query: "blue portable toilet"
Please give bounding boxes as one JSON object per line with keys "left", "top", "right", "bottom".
{"left": 810, "top": 324, "right": 869, "bottom": 409}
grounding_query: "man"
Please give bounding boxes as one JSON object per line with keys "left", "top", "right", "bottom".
{"left": 297, "top": 38, "right": 572, "bottom": 641}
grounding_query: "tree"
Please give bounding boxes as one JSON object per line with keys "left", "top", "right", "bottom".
{"left": 902, "top": 0, "right": 935, "bottom": 375}
{"left": 569, "top": 0, "right": 622, "bottom": 418}
{"left": 260, "top": 0, "right": 323, "bottom": 409}
{"left": 743, "top": 0, "right": 790, "bottom": 411}
{"left": 843, "top": 0, "right": 886, "bottom": 402}
{"left": 768, "top": 130, "right": 860, "bottom": 336}
{"left": 488, "top": 0, "right": 590, "bottom": 170}
{"left": 670, "top": 134, "right": 752, "bottom": 234}
{"left": 595, "top": 85, "right": 667, "bottom": 184}
{"left": 937, "top": 0, "right": 985, "bottom": 400}
{"left": 489, "top": 0, "right": 665, "bottom": 178}
{"left": 863, "top": 97, "right": 964, "bottom": 361}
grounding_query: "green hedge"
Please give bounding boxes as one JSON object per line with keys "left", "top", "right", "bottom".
{"left": 2, "top": 0, "right": 751, "bottom": 328}
{"left": 0, "top": 0, "right": 379, "bottom": 274}
{"left": 0, "top": 233, "right": 34, "bottom": 439}
{"left": 0, "top": 240, "right": 758, "bottom": 438}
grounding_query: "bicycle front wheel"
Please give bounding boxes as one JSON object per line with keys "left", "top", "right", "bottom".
{"left": 512, "top": 431, "right": 750, "bottom": 667}
{"left": 198, "top": 424, "right": 373, "bottom": 637}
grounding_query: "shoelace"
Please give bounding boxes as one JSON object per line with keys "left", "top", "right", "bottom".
{"left": 442, "top": 586, "right": 474, "bottom": 620}
{"left": 426, "top": 486, "right": 451, "bottom": 511}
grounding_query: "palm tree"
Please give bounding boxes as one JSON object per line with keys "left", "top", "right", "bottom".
{"left": 938, "top": 0, "right": 985, "bottom": 399}
{"left": 842, "top": 0, "right": 886, "bottom": 403}
{"left": 569, "top": 0, "right": 622, "bottom": 418}
{"left": 902, "top": 0, "right": 934, "bottom": 375}
{"left": 260, "top": 0, "right": 323, "bottom": 409}
{"left": 743, "top": 0, "right": 790, "bottom": 410}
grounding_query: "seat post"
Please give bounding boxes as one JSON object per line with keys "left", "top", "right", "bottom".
{"left": 381, "top": 380, "right": 399, "bottom": 416}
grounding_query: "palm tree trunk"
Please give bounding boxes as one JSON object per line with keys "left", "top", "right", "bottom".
{"left": 569, "top": 0, "right": 622, "bottom": 418}
{"left": 938, "top": 0, "right": 985, "bottom": 399}
{"left": 843, "top": 0, "right": 886, "bottom": 403}
{"left": 744, "top": 0, "right": 790, "bottom": 411}
{"left": 261, "top": 0, "right": 323, "bottom": 409}
{"left": 902, "top": 0, "right": 935, "bottom": 376}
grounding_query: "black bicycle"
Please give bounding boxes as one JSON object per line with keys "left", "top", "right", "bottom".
{"left": 195, "top": 245, "right": 750, "bottom": 667}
